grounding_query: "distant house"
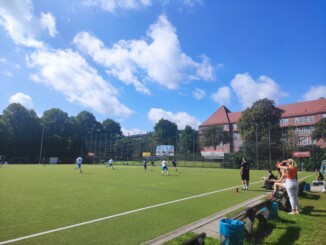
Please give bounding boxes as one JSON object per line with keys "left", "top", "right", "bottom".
{"left": 199, "top": 98, "right": 326, "bottom": 159}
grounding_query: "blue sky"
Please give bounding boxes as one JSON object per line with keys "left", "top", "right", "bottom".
{"left": 1, "top": 0, "right": 325, "bottom": 135}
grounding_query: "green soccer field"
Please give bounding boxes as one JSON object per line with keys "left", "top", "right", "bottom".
{"left": 0, "top": 165, "right": 314, "bottom": 245}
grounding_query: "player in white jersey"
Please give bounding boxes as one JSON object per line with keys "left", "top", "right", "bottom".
{"left": 75, "top": 156, "right": 83, "bottom": 173}
{"left": 161, "top": 159, "right": 169, "bottom": 176}
{"left": 106, "top": 159, "right": 114, "bottom": 170}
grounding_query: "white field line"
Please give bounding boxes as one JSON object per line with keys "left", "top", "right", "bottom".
{"left": 0, "top": 174, "right": 314, "bottom": 244}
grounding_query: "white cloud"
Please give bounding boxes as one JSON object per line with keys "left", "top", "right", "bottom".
{"left": 0, "top": 57, "right": 7, "bottom": 63}
{"left": 9, "top": 92, "right": 34, "bottom": 108}
{"left": 303, "top": 85, "right": 326, "bottom": 101}
{"left": 211, "top": 86, "right": 231, "bottom": 105}
{"left": 40, "top": 12, "right": 57, "bottom": 37}
{"left": 82, "top": 0, "right": 152, "bottom": 13}
{"left": 121, "top": 127, "right": 147, "bottom": 136}
{"left": 73, "top": 15, "right": 214, "bottom": 94}
{"left": 230, "top": 73, "right": 287, "bottom": 108}
{"left": 0, "top": 0, "right": 57, "bottom": 48}
{"left": 1, "top": 70, "right": 12, "bottom": 77}
{"left": 182, "top": 0, "right": 204, "bottom": 7}
{"left": 192, "top": 88, "right": 206, "bottom": 100}
{"left": 148, "top": 108, "right": 201, "bottom": 130}
{"left": 27, "top": 48, "right": 133, "bottom": 118}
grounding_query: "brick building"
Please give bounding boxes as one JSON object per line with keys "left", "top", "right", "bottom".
{"left": 199, "top": 98, "right": 326, "bottom": 159}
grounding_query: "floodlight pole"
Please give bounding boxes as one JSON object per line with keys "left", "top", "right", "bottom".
{"left": 38, "top": 124, "right": 44, "bottom": 164}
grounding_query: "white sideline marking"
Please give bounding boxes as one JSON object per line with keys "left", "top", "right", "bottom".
{"left": 0, "top": 174, "right": 314, "bottom": 244}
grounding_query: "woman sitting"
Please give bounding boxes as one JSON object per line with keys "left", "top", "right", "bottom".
{"left": 273, "top": 168, "right": 286, "bottom": 196}
{"left": 262, "top": 170, "right": 277, "bottom": 189}
{"left": 312, "top": 169, "right": 324, "bottom": 185}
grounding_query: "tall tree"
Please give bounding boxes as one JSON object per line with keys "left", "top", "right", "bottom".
{"left": 153, "top": 119, "right": 178, "bottom": 146}
{"left": 179, "top": 126, "right": 198, "bottom": 153}
{"left": 312, "top": 118, "right": 326, "bottom": 141}
{"left": 102, "top": 119, "right": 122, "bottom": 138}
{"left": 74, "top": 111, "right": 100, "bottom": 155}
{"left": 200, "top": 125, "right": 225, "bottom": 149}
{"left": 41, "top": 108, "right": 73, "bottom": 157}
{"left": 237, "top": 98, "right": 284, "bottom": 162}
{"left": 1, "top": 103, "right": 40, "bottom": 160}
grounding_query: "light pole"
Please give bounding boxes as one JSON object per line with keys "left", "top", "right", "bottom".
{"left": 38, "top": 124, "right": 45, "bottom": 164}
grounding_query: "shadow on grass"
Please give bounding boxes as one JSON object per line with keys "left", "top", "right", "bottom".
{"left": 248, "top": 223, "right": 276, "bottom": 244}
{"left": 274, "top": 226, "right": 301, "bottom": 245}
{"left": 250, "top": 226, "right": 301, "bottom": 245}
{"left": 300, "top": 193, "right": 320, "bottom": 200}
{"left": 301, "top": 205, "right": 326, "bottom": 217}
{"left": 245, "top": 215, "right": 297, "bottom": 244}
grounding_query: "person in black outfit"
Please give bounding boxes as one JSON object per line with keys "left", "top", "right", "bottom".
{"left": 143, "top": 159, "right": 147, "bottom": 171}
{"left": 240, "top": 158, "right": 250, "bottom": 190}
{"left": 171, "top": 159, "right": 178, "bottom": 172}
{"left": 262, "top": 170, "right": 277, "bottom": 189}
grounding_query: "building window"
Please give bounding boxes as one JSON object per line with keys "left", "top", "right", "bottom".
{"left": 280, "top": 118, "right": 288, "bottom": 125}
{"left": 294, "top": 117, "right": 299, "bottom": 124}
{"left": 233, "top": 124, "right": 237, "bottom": 130}
{"left": 233, "top": 132, "right": 240, "bottom": 139}
{"left": 310, "top": 116, "right": 314, "bottom": 122}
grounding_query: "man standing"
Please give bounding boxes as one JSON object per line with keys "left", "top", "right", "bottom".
{"left": 75, "top": 156, "right": 83, "bottom": 173}
{"left": 240, "top": 158, "right": 250, "bottom": 190}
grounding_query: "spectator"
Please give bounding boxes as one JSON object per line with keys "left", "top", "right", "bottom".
{"left": 312, "top": 169, "right": 324, "bottom": 185}
{"left": 262, "top": 170, "right": 277, "bottom": 189}
{"left": 277, "top": 159, "right": 299, "bottom": 215}
{"left": 273, "top": 168, "right": 286, "bottom": 194}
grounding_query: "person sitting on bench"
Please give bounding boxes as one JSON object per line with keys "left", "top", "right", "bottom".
{"left": 262, "top": 169, "right": 277, "bottom": 189}
{"left": 313, "top": 169, "right": 324, "bottom": 185}
{"left": 272, "top": 167, "right": 286, "bottom": 197}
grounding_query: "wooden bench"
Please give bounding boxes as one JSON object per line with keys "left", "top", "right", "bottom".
{"left": 182, "top": 232, "right": 206, "bottom": 245}
{"left": 228, "top": 191, "right": 291, "bottom": 237}
{"left": 229, "top": 199, "right": 274, "bottom": 236}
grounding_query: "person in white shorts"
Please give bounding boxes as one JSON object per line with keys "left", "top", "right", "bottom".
{"left": 161, "top": 159, "right": 169, "bottom": 176}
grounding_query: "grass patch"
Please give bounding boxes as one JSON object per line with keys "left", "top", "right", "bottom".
{"left": 0, "top": 165, "right": 315, "bottom": 244}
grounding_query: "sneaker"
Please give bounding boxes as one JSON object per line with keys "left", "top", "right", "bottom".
{"left": 242, "top": 187, "right": 246, "bottom": 190}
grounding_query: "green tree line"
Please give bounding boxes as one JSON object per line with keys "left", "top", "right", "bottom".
{"left": 0, "top": 104, "right": 199, "bottom": 163}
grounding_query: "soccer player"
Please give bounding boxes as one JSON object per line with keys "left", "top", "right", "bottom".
{"left": 161, "top": 159, "right": 169, "bottom": 176}
{"left": 106, "top": 158, "right": 114, "bottom": 170}
{"left": 143, "top": 159, "right": 147, "bottom": 171}
{"left": 42, "top": 157, "right": 46, "bottom": 167}
{"left": 75, "top": 156, "right": 83, "bottom": 173}
{"left": 171, "top": 159, "right": 178, "bottom": 172}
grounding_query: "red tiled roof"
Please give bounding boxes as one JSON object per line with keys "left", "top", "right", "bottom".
{"left": 228, "top": 111, "right": 242, "bottom": 124}
{"left": 278, "top": 98, "right": 326, "bottom": 117}
{"left": 200, "top": 98, "right": 326, "bottom": 127}
{"left": 200, "top": 105, "right": 231, "bottom": 127}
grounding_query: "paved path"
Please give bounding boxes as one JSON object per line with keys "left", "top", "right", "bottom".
{"left": 142, "top": 193, "right": 269, "bottom": 245}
